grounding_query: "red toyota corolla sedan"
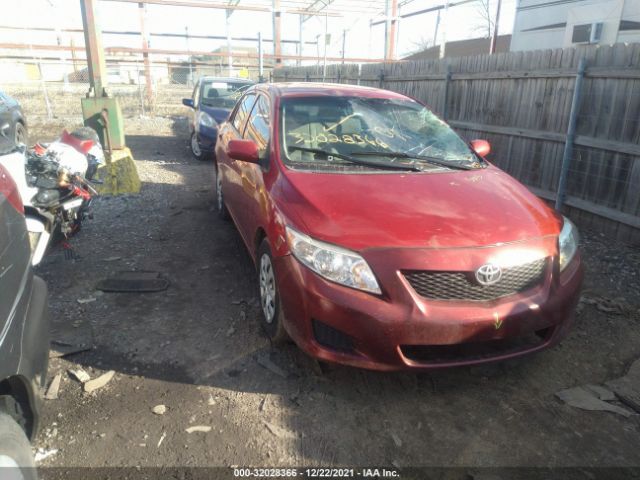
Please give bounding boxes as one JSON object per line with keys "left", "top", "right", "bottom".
{"left": 214, "top": 83, "right": 583, "bottom": 371}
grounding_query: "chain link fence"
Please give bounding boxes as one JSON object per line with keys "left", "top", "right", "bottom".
{"left": 0, "top": 57, "right": 271, "bottom": 122}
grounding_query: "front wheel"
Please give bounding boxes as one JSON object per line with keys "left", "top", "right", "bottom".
{"left": 190, "top": 132, "right": 208, "bottom": 161}
{"left": 0, "top": 413, "right": 37, "bottom": 480}
{"left": 215, "top": 170, "right": 230, "bottom": 221}
{"left": 257, "top": 239, "right": 289, "bottom": 344}
{"left": 15, "top": 122, "right": 27, "bottom": 146}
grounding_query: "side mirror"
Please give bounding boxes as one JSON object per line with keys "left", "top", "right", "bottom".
{"left": 182, "top": 98, "right": 194, "bottom": 108}
{"left": 470, "top": 139, "right": 490, "bottom": 157}
{"left": 0, "top": 123, "right": 9, "bottom": 138}
{"left": 227, "top": 139, "right": 259, "bottom": 163}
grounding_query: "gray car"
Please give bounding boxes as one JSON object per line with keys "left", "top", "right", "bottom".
{"left": 0, "top": 91, "right": 27, "bottom": 155}
{"left": 0, "top": 163, "right": 49, "bottom": 478}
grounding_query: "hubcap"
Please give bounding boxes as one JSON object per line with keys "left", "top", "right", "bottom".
{"left": 15, "top": 126, "right": 26, "bottom": 146}
{"left": 259, "top": 253, "right": 277, "bottom": 323}
{"left": 191, "top": 133, "right": 201, "bottom": 156}
{"left": 216, "top": 174, "right": 223, "bottom": 211}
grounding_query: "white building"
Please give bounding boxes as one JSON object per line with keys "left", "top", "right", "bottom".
{"left": 510, "top": 0, "right": 640, "bottom": 51}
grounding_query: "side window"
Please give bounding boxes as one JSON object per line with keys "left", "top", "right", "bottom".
{"left": 244, "top": 95, "right": 270, "bottom": 159}
{"left": 231, "top": 94, "right": 256, "bottom": 132}
{"left": 192, "top": 81, "right": 201, "bottom": 108}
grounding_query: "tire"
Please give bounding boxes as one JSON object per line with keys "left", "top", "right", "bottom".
{"left": 257, "top": 239, "right": 289, "bottom": 344}
{"left": 15, "top": 122, "right": 27, "bottom": 147}
{"left": 0, "top": 413, "right": 37, "bottom": 480}
{"left": 190, "top": 131, "right": 208, "bottom": 161}
{"left": 215, "top": 169, "right": 230, "bottom": 221}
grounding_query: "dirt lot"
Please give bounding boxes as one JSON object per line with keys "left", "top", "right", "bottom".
{"left": 29, "top": 117, "right": 640, "bottom": 474}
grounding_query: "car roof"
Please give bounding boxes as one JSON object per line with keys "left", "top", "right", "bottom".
{"left": 199, "top": 77, "right": 254, "bottom": 84}
{"left": 265, "top": 82, "right": 410, "bottom": 100}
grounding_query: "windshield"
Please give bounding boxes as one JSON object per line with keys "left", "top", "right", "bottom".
{"left": 280, "top": 96, "right": 480, "bottom": 172}
{"left": 201, "top": 81, "right": 253, "bottom": 109}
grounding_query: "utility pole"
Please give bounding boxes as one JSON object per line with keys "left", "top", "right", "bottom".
{"left": 185, "top": 26, "right": 192, "bottom": 85}
{"left": 341, "top": 29, "right": 346, "bottom": 64}
{"left": 273, "top": 0, "right": 282, "bottom": 67}
{"left": 433, "top": 10, "right": 440, "bottom": 48}
{"left": 226, "top": 10, "right": 233, "bottom": 76}
{"left": 258, "top": 31, "right": 264, "bottom": 82}
{"left": 322, "top": 13, "right": 328, "bottom": 81}
{"left": 439, "top": 0, "right": 450, "bottom": 59}
{"left": 387, "top": 0, "right": 398, "bottom": 60}
{"left": 138, "top": 2, "right": 153, "bottom": 105}
{"left": 298, "top": 15, "right": 303, "bottom": 66}
{"left": 489, "top": 0, "right": 502, "bottom": 54}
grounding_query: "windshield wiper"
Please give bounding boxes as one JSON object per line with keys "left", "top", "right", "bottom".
{"left": 351, "top": 151, "right": 482, "bottom": 171}
{"left": 287, "top": 146, "right": 424, "bottom": 172}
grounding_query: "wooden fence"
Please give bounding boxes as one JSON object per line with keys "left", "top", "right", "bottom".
{"left": 273, "top": 43, "right": 640, "bottom": 244}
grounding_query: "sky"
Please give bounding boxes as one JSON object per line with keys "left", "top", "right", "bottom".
{"left": 1, "top": 0, "right": 517, "bottom": 63}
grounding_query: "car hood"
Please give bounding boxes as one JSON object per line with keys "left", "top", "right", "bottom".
{"left": 279, "top": 166, "right": 562, "bottom": 250}
{"left": 200, "top": 105, "right": 232, "bottom": 124}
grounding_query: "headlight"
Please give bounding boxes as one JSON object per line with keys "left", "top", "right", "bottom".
{"left": 285, "top": 226, "right": 381, "bottom": 294}
{"left": 559, "top": 216, "right": 579, "bottom": 271}
{"left": 197, "top": 111, "right": 215, "bottom": 128}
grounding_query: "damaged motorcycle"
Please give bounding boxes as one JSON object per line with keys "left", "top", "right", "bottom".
{"left": 0, "top": 127, "right": 103, "bottom": 265}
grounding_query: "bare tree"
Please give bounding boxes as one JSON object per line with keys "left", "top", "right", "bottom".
{"left": 406, "top": 36, "right": 435, "bottom": 56}
{"left": 473, "top": 0, "right": 495, "bottom": 38}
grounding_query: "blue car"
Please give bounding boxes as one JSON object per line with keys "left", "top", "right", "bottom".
{"left": 182, "top": 77, "right": 254, "bottom": 161}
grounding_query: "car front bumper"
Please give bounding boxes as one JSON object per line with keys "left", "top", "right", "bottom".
{"left": 275, "top": 238, "right": 583, "bottom": 371}
{"left": 195, "top": 125, "right": 218, "bottom": 152}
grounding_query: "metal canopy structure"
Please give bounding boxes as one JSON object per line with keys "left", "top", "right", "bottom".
{"left": 101, "top": 0, "right": 396, "bottom": 65}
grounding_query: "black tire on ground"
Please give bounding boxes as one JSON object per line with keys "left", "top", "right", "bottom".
{"left": 257, "top": 239, "right": 289, "bottom": 344}
{"left": 15, "top": 122, "right": 27, "bottom": 146}
{"left": 215, "top": 169, "right": 230, "bottom": 221}
{"left": 0, "top": 412, "right": 37, "bottom": 480}
{"left": 190, "top": 132, "right": 208, "bottom": 161}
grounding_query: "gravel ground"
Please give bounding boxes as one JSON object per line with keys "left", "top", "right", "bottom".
{"left": 29, "top": 116, "right": 640, "bottom": 473}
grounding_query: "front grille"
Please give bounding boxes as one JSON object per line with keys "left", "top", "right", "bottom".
{"left": 400, "top": 328, "right": 552, "bottom": 364}
{"left": 404, "top": 257, "right": 547, "bottom": 301}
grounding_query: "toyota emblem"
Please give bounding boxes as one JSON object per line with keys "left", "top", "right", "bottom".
{"left": 475, "top": 263, "right": 502, "bottom": 286}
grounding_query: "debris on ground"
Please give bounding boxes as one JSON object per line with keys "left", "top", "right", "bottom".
{"left": 49, "top": 341, "right": 92, "bottom": 358}
{"left": 77, "top": 296, "right": 97, "bottom": 304}
{"left": 69, "top": 369, "right": 91, "bottom": 383}
{"left": 256, "top": 352, "right": 288, "bottom": 379}
{"left": 185, "top": 425, "right": 212, "bottom": 433}
{"left": 83, "top": 370, "right": 115, "bottom": 393}
{"left": 45, "top": 373, "right": 62, "bottom": 400}
{"left": 605, "top": 358, "right": 640, "bottom": 413}
{"left": 391, "top": 432, "right": 403, "bottom": 448}
{"left": 580, "top": 293, "right": 627, "bottom": 315}
{"left": 262, "top": 421, "right": 296, "bottom": 439}
{"left": 96, "top": 271, "right": 170, "bottom": 293}
{"left": 34, "top": 448, "right": 59, "bottom": 463}
{"left": 555, "top": 386, "right": 634, "bottom": 417}
{"left": 152, "top": 404, "right": 167, "bottom": 415}
{"left": 157, "top": 432, "right": 167, "bottom": 448}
